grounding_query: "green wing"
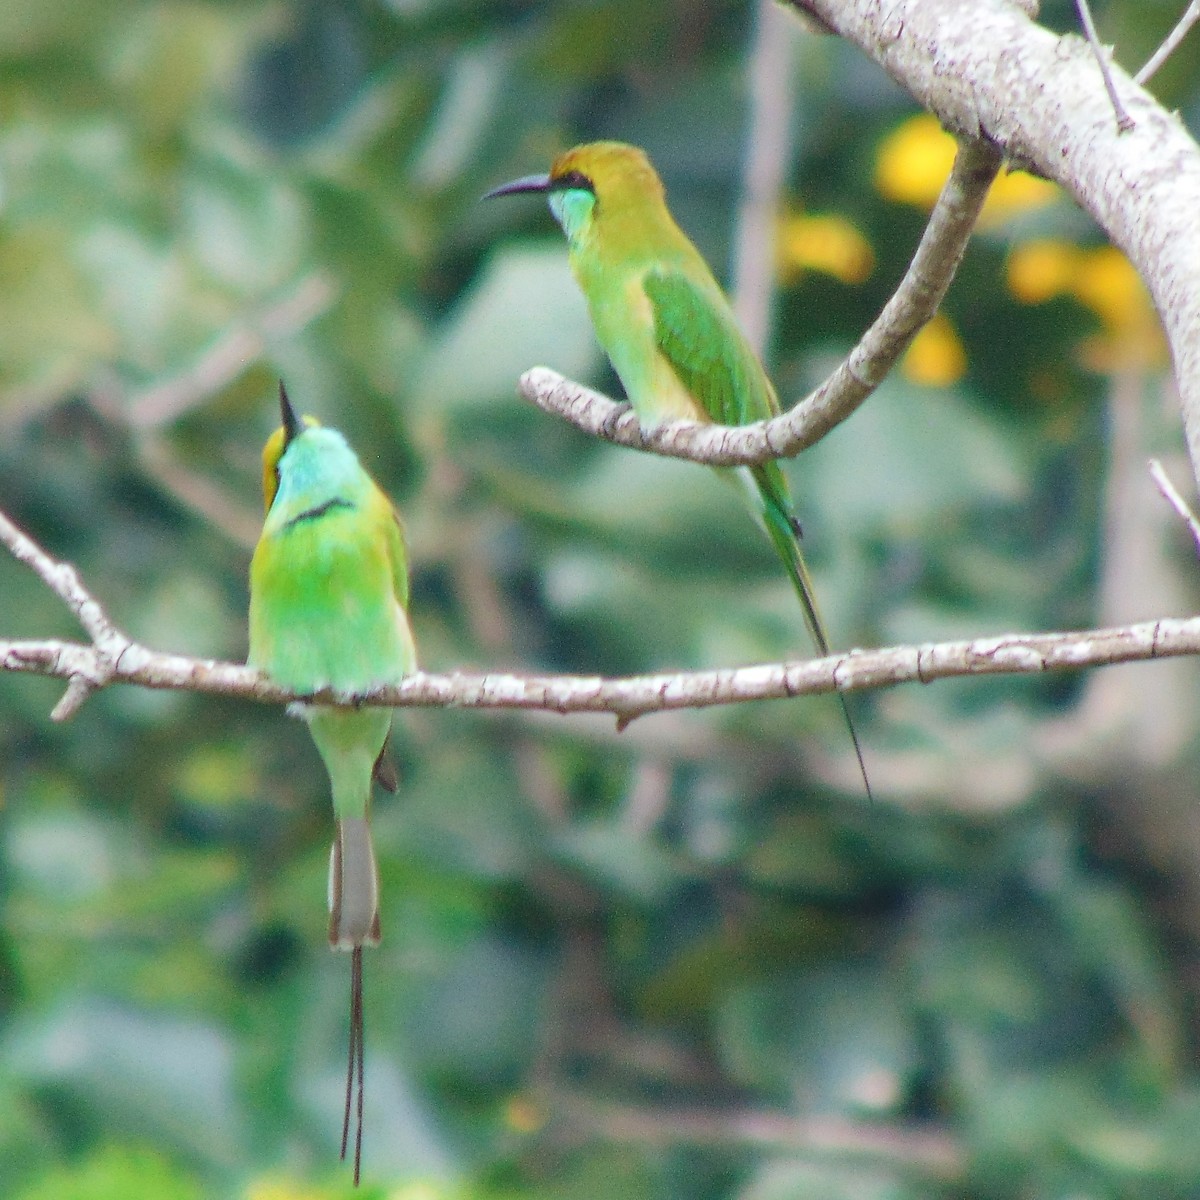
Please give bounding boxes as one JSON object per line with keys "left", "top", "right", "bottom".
{"left": 644, "top": 265, "right": 795, "bottom": 512}
{"left": 643, "top": 267, "right": 780, "bottom": 427}
{"left": 645, "top": 264, "right": 797, "bottom": 519}
{"left": 645, "top": 269, "right": 872, "bottom": 800}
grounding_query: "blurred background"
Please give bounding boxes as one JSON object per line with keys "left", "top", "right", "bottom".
{"left": 2, "top": 0, "right": 1200, "bottom": 1196}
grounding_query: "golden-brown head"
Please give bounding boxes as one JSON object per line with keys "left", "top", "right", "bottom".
{"left": 484, "top": 141, "right": 674, "bottom": 254}
{"left": 547, "top": 141, "right": 665, "bottom": 207}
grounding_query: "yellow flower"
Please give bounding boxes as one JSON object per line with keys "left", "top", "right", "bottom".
{"left": 504, "top": 1093, "right": 547, "bottom": 1134}
{"left": 1006, "top": 240, "right": 1165, "bottom": 369}
{"left": 1072, "top": 246, "right": 1152, "bottom": 335}
{"left": 777, "top": 211, "right": 874, "bottom": 284}
{"left": 875, "top": 114, "right": 1059, "bottom": 226}
{"left": 901, "top": 313, "right": 967, "bottom": 387}
{"left": 1006, "top": 240, "right": 1079, "bottom": 305}
{"left": 875, "top": 114, "right": 956, "bottom": 209}
{"left": 984, "top": 170, "right": 1062, "bottom": 224}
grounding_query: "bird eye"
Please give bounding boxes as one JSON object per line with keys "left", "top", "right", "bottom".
{"left": 550, "top": 169, "right": 594, "bottom": 193}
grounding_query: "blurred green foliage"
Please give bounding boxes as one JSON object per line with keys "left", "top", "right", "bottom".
{"left": 3, "top": 1, "right": 1200, "bottom": 1197}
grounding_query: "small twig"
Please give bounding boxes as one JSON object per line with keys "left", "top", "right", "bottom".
{"left": 518, "top": 138, "right": 1001, "bottom": 466}
{"left": 5, "top": 617, "right": 1200, "bottom": 723}
{"left": 1075, "top": 0, "right": 1136, "bottom": 131}
{"left": 1150, "top": 456, "right": 1200, "bottom": 555}
{"left": 1135, "top": 0, "right": 1200, "bottom": 84}
{"left": 0, "top": 511, "right": 119, "bottom": 647}
{"left": 123, "top": 273, "right": 335, "bottom": 430}
{"left": 52, "top": 677, "right": 97, "bottom": 722}
{"left": 0, "top": 509, "right": 132, "bottom": 718}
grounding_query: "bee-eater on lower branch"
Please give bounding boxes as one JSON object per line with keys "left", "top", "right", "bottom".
{"left": 249, "top": 382, "right": 417, "bottom": 1184}
{"left": 485, "top": 141, "right": 872, "bottom": 801}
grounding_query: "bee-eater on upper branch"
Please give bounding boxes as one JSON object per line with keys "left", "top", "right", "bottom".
{"left": 485, "top": 141, "right": 872, "bottom": 801}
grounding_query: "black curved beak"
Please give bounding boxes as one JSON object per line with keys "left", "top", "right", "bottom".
{"left": 279, "top": 381, "right": 300, "bottom": 446}
{"left": 482, "top": 173, "right": 551, "bottom": 201}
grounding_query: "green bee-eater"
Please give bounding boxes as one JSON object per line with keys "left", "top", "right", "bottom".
{"left": 249, "top": 383, "right": 417, "bottom": 1184}
{"left": 485, "top": 141, "right": 871, "bottom": 799}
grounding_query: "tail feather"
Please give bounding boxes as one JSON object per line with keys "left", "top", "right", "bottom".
{"left": 328, "top": 817, "right": 382, "bottom": 949}
{"left": 328, "top": 815, "right": 378, "bottom": 1185}
{"left": 760, "top": 500, "right": 831, "bottom": 657}
{"left": 759, "top": 496, "right": 874, "bottom": 803}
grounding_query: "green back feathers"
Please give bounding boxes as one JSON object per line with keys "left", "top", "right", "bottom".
{"left": 645, "top": 267, "right": 781, "bottom": 427}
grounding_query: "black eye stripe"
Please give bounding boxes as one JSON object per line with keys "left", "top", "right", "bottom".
{"left": 549, "top": 169, "right": 594, "bottom": 193}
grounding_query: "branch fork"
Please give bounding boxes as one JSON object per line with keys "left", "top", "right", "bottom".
{"left": 0, "top": 510, "right": 135, "bottom": 720}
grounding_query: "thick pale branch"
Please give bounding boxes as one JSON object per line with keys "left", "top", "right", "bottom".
{"left": 790, "top": 0, "right": 1200, "bottom": 490}
{"left": 517, "top": 138, "right": 1001, "bottom": 467}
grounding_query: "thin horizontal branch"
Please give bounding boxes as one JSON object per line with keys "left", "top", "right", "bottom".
{"left": 517, "top": 138, "right": 1001, "bottom": 467}
{"left": 550, "top": 1088, "right": 964, "bottom": 1182}
{"left": 5, "top": 505, "right": 1197, "bottom": 727}
{"left": 4, "top": 618, "right": 1198, "bottom": 725}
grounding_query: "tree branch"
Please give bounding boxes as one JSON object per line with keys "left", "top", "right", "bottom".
{"left": 0, "top": 509, "right": 134, "bottom": 719}
{"left": 549, "top": 1088, "right": 964, "bottom": 1182}
{"left": 1074, "top": 0, "right": 1136, "bottom": 131}
{"left": 517, "top": 137, "right": 1001, "bottom": 466}
{"left": 1135, "top": 1, "right": 1200, "bottom": 85}
{"left": 5, "top": 614, "right": 1195, "bottom": 719}
{"left": 789, "top": 0, "right": 1200, "bottom": 490}
{"left": 1150, "top": 455, "right": 1200, "bottom": 554}
{"left": 4, "top": 507, "right": 1197, "bottom": 728}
